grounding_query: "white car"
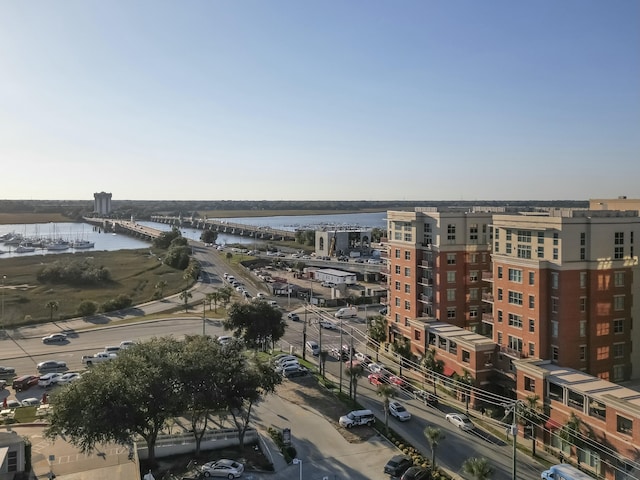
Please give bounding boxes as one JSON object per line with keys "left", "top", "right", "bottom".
{"left": 354, "top": 352, "right": 372, "bottom": 363}
{"left": 367, "top": 362, "right": 385, "bottom": 373}
{"left": 119, "top": 340, "right": 136, "bottom": 349}
{"left": 275, "top": 360, "right": 300, "bottom": 373}
{"left": 217, "top": 336, "right": 233, "bottom": 345}
{"left": 38, "top": 372, "right": 63, "bottom": 388}
{"left": 21, "top": 397, "right": 41, "bottom": 407}
{"left": 42, "top": 333, "right": 67, "bottom": 344}
{"left": 445, "top": 413, "right": 475, "bottom": 431}
{"left": 319, "top": 320, "right": 338, "bottom": 330}
{"left": 37, "top": 360, "right": 67, "bottom": 372}
{"left": 200, "top": 458, "right": 244, "bottom": 478}
{"left": 389, "top": 401, "right": 411, "bottom": 421}
{"left": 57, "top": 372, "right": 81, "bottom": 385}
{"left": 256, "top": 292, "right": 266, "bottom": 299}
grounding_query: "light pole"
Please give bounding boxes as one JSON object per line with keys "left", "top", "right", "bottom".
{"left": 292, "top": 458, "right": 303, "bottom": 480}
{"left": 1, "top": 275, "right": 6, "bottom": 334}
{"left": 503, "top": 400, "right": 524, "bottom": 480}
{"left": 202, "top": 300, "right": 206, "bottom": 336}
{"left": 339, "top": 316, "right": 344, "bottom": 393}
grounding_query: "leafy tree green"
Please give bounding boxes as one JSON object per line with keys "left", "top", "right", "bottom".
{"left": 76, "top": 300, "right": 97, "bottom": 317}
{"left": 153, "top": 227, "right": 182, "bottom": 249}
{"left": 200, "top": 229, "right": 218, "bottom": 244}
{"left": 45, "top": 300, "right": 59, "bottom": 322}
{"left": 101, "top": 294, "right": 133, "bottom": 313}
{"left": 368, "top": 314, "right": 387, "bottom": 346}
{"left": 454, "top": 369, "right": 474, "bottom": 413}
{"left": 345, "top": 364, "right": 365, "bottom": 405}
{"left": 223, "top": 301, "right": 286, "bottom": 350}
{"left": 154, "top": 280, "right": 168, "bottom": 297}
{"left": 219, "top": 286, "right": 234, "bottom": 307}
{"left": 164, "top": 245, "right": 191, "bottom": 270}
{"left": 37, "top": 259, "right": 112, "bottom": 286}
{"left": 424, "top": 426, "right": 444, "bottom": 469}
{"left": 371, "top": 227, "right": 384, "bottom": 243}
{"left": 422, "top": 347, "right": 444, "bottom": 395}
{"left": 45, "top": 337, "right": 185, "bottom": 467}
{"left": 206, "top": 291, "right": 222, "bottom": 312}
{"left": 179, "top": 288, "right": 192, "bottom": 312}
{"left": 376, "top": 384, "right": 395, "bottom": 435}
{"left": 462, "top": 457, "right": 493, "bottom": 480}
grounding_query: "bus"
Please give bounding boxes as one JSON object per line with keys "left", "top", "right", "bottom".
{"left": 541, "top": 464, "right": 596, "bottom": 480}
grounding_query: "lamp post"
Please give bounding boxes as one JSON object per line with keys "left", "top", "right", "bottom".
{"left": 292, "top": 458, "right": 302, "bottom": 480}
{"left": 1, "top": 275, "right": 6, "bottom": 334}
{"left": 202, "top": 300, "right": 206, "bottom": 336}
{"left": 338, "top": 316, "right": 344, "bottom": 393}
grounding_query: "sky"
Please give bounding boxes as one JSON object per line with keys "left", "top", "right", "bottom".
{"left": 0, "top": 1, "right": 638, "bottom": 202}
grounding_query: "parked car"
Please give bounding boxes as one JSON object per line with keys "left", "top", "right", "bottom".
{"left": 200, "top": 458, "right": 244, "bottom": 478}
{"left": 384, "top": 455, "right": 413, "bottom": 477}
{"left": 339, "top": 409, "right": 375, "bottom": 428}
{"left": 4, "top": 399, "right": 21, "bottom": 409}
{"left": 282, "top": 366, "right": 309, "bottom": 378}
{"left": 256, "top": 292, "right": 266, "bottom": 298}
{"left": 274, "top": 355, "right": 297, "bottom": 366}
{"left": 368, "top": 373, "right": 388, "bottom": 386}
{"left": 37, "top": 360, "right": 67, "bottom": 372}
{"left": 12, "top": 375, "right": 39, "bottom": 391}
{"left": 20, "top": 397, "right": 41, "bottom": 407}
{"left": 354, "top": 352, "right": 372, "bottom": 363}
{"left": 38, "top": 372, "right": 63, "bottom": 388}
{"left": 445, "top": 413, "right": 475, "bottom": 431}
{"left": 0, "top": 366, "right": 16, "bottom": 376}
{"left": 413, "top": 390, "right": 439, "bottom": 407}
{"left": 367, "top": 362, "right": 385, "bottom": 373}
{"left": 321, "top": 281, "right": 335, "bottom": 287}
{"left": 0, "top": 379, "right": 5, "bottom": 390}
{"left": 287, "top": 312, "right": 300, "bottom": 322}
{"left": 389, "top": 401, "right": 412, "bottom": 421}
{"left": 319, "top": 320, "right": 338, "bottom": 330}
{"left": 401, "top": 466, "right": 431, "bottom": 480}
{"left": 275, "top": 360, "right": 300, "bottom": 373}
{"left": 57, "top": 372, "right": 81, "bottom": 385}
{"left": 119, "top": 340, "right": 136, "bottom": 349}
{"left": 42, "top": 333, "right": 67, "bottom": 344}
{"left": 388, "top": 375, "right": 407, "bottom": 388}
{"left": 305, "top": 341, "right": 320, "bottom": 356}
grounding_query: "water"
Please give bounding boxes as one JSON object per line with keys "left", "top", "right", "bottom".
{"left": 139, "top": 211, "right": 387, "bottom": 246}
{"left": 0, "top": 222, "right": 151, "bottom": 260}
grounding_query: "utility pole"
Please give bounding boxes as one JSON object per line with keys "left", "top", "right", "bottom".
{"left": 202, "top": 300, "right": 206, "bottom": 336}
{"left": 302, "top": 305, "right": 307, "bottom": 361}
{"left": 339, "top": 317, "right": 344, "bottom": 393}
{"left": 503, "top": 400, "right": 523, "bottom": 480}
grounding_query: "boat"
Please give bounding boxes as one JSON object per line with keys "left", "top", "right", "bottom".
{"left": 15, "top": 242, "right": 36, "bottom": 253}
{"left": 71, "top": 240, "right": 95, "bottom": 249}
{"left": 46, "top": 240, "right": 70, "bottom": 251}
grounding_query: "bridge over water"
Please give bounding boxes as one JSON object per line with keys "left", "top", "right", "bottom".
{"left": 83, "top": 218, "right": 163, "bottom": 241}
{"left": 150, "top": 215, "right": 297, "bottom": 241}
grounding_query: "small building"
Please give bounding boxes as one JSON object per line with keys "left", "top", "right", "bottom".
{"left": 0, "top": 430, "right": 27, "bottom": 479}
{"left": 315, "top": 230, "right": 372, "bottom": 258}
{"left": 314, "top": 268, "right": 357, "bottom": 286}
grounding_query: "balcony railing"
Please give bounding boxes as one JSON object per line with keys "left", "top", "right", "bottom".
{"left": 419, "top": 294, "right": 434, "bottom": 304}
{"left": 482, "top": 313, "right": 494, "bottom": 324}
{"left": 418, "top": 277, "right": 433, "bottom": 286}
{"left": 482, "top": 272, "right": 494, "bottom": 281}
{"left": 420, "top": 260, "right": 433, "bottom": 269}
{"left": 482, "top": 293, "right": 494, "bottom": 303}
{"left": 500, "top": 345, "right": 526, "bottom": 359}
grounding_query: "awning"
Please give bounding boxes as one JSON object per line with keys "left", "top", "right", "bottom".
{"left": 443, "top": 366, "right": 456, "bottom": 377}
{"left": 545, "top": 419, "right": 562, "bottom": 430}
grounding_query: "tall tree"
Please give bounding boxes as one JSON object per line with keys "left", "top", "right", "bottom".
{"left": 422, "top": 347, "right": 445, "bottom": 395}
{"left": 517, "top": 395, "right": 541, "bottom": 456}
{"left": 455, "top": 369, "right": 474, "bottom": 413}
{"left": 462, "top": 457, "right": 493, "bottom": 480}
{"left": 179, "top": 288, "right": 192, "bottom": 312}
{"left": 44, "top": 337, "right": 184, "bottom": 467}
{"left": 206, "top": 291, "right": 222, "bottom": 313}
{"left": 424, "top": 426, "right": 445, "bottom": 470}
{"left": 319, "top": 350, "right": 329, "bottom": 378}
{"left": 346, "top": 364, "right": 365, "bottom": 405}
{"left": 45, "top": 300, "right": 59, "bottom": 322}
{"left": 219, "top": 286, "right": 234, "bottom": 307}
{"left": 154, "top": 280, "right": 168, "bottom": 297}
{"left": 376, "top": 384, "right": 396, "bottom": 435}
{"left": 223, "top": 301, "right": 286, "bottom": 350}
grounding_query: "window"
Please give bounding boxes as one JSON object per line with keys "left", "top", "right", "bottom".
{"left": 552, "top": 346, "right": 559, "bottom": 362}
{"left": 395, "top": 313, "right": 400, "bottom": 323}
{"left": 404, "top": 232, "right": 412, "bottom": 242}
{"left": 537, "top": 246, "right": 544, "bottom": 258}
{"left": 551, "top": 321, "right": 558, "bottom": 337}
{"left": 405, "top": 317, "right": 410, "bottom": 326}
{"left": 508, "top": 313, "right": 522, "bottom": 328}
{"left": 469, "top": 288, "right": 479, "bottom": 300}
{"left": 447, "top": 271, "right": 456, "bottom": 283}
{"left": 414, "top": 330, "right": 421, "bottom": 341}
{"left": 553, "top": 248, "right": 558, "bottom": 260}
{"left": 508, "top": 268, "right": 523, "bottom": 283}
{"left": 508, "top": 291, "right": 523, "bottom": 305}
{"left": 613, "top": 318, "right": 624, "bottom": 334}
{"left": 580, "top": 232, "right": 586, "bottom": 246}
{"left": 551, "top": 272, "right": 559, "bottom": 289}
{"left": 495, "top": 229, "right": 500, "bottom": 240}
{"left": 579, "top": 297, "right": 587, "bottom": 312}
{"left": 614, "top": 246, "right": 624, "bottom": 259}
{"left": 395, "top": 297, "right": 400, "bottom": 306}
{"left": 529, "top": 271, "right": 535, "bottom": 285}
{"left": 529, "top": 318, "right": 535, "bottom": 332}
{"left": 447, "top": 253, "right": 456, "bottom": 265}
{"left": 528, "top": 295, "right": 535, "bottom": 309}
{"left": 447, "top": 289, "right": 456, "bottom": 301}
{"left": 580, "top": 248, "right": 585, "bottom": 260}
{"left": 404, "top": 284, "right": 411, "bottom": 293}
{"left": 506, "top": 243, "right": 512, "bottom": 254}
{"left": 462, "top": 350, "right": 470, "bottom": 363}
{"left": 617, "top": 416, "right": 632, "bottom": 435}
{"left": 551, "top": 297, "right": 559, "bottom": 313}
{"left": 615, "top": 231, "right": 624, "bottom": 245}
{"left": 498, "top": 310, "right": 503, "bottom": 323}
{"left": 447, "top": 224, "right": 456, "bottom": 241}
{"left": 424, "top": 223, "right": 432, "bottom": 233}
{"left": 498, "top": 266, "right": 503, "bottom": 279}
{"left": 498, "top": 288, "right": 503, "bottom": 301}
{"left": 614, "top": 271, "right": 625, "bottom": 287}
{"left": 395, "top": 249, "right": 401, "bottom": 258}
{"left": 470, "top": 253, "right": 478, "bottom": 263}
{"left": 613, "top": 365, "right": 624, "bottom": 381}
{"left": 508, "top": 335, "right": 523, "bottom": 352}
{"left": 524, "top": 376, "right": 536, "bottom": 392}
{"left": 517, "top": 230, "right": 532, "bottom": 243}
{"left": 494, "top": 242, "right": 499, "bottom": 252}
{"left": 404, "top": 267, "right": 411, "bottom": 277}
{"left": 506, "top": 230, "right": 512, "bottom": 241}
{"left": 404, "top": 300, "right": 411, "bottom": 311}
{"left": 579, "top": 345, "right": 586, "bottom": 361}
{"left": 395, "top": 265, "right": 401, "bottom": 274}
{"left": 469, "top": 308, "right": 478, "bottom": 319}
{"left": 447, "top": 308, "right": 456, "bottom": 319}
{"left": 580, "top": 320, "right": 586, "bottom": 337}
{"left": 470, "top": 224, "right": 478, "bottom": 241}
{"left": 529, "top": 342, "right": 535, "bottom": 357}
{"left": 404, "top": 251, "right": 411, "bottom": 260}
{"left": 553, "top": 232, "right": 559, "bottom": 245}
{"left": 580, "top": 272, "right": 587, "bottom": 288}
{"left": 613, "top": 343, "right": 624, "bottom": 359}
{"left": 395, "top": 281, "right": 401, "bottom": 290}
{"left": 614, "top": 295, "right": 625, "bottom": 311}
{"left": 470, "top": 271, "right": 478, "bottom": 282}
{"left": 497, "top": 332, "right": 503, "bottom": 344}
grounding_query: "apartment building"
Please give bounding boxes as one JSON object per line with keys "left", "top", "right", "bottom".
{"left": 385, "top": 207, "right": 493, "bottom": 356}
{"left": 489, "top": 209, "right": 640, "bottom": 382}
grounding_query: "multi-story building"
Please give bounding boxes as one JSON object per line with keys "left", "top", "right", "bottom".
{"left": 93, "top": 191, "right": 112, "bottom": 215}
{"left": 385, "top": 207, "right": 494, "bottom": 357}
{"left": 489, "top": 209, "right": 640, "bottom": 382}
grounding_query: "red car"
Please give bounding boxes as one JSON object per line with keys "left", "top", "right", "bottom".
{"left": 368, "top": 373, "right": 389, "bottom": 386}
{"left": 389, "top": 375, "right": 406, "bottom": 387}
{"left": 12, "top": 375, "right": 39, "bottom": 392}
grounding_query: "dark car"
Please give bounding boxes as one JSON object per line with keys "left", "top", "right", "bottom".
{"left": 12, "top": 375, "right": 40, "bottom": 392}
{"left": 414, "top": 390, "right": 439, "bottom": 407}
{"left": 401, "top": 466, "right": 431, "bottom": 480}
{"left": 384, "top": 455, "right": 413, "bottom": 477}
{"left": 287, "top": 313, "right": 300, "bottom": 322}
{"left": 0, "top": 366, "right": 16, "bottom": 376}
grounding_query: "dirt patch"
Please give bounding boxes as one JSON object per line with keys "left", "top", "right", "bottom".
{"left": 275, "top": 375, "right": 378, "bottom": 443}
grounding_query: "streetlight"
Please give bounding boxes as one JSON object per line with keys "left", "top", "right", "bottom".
{"left": 292, "top": 458, "right": 303, "bottom": 480}
{"left": 1, "top": 275, "right": 6, "bottom": 334}
{"left": 202, "top": 300, "right": 206, "bottom": 336}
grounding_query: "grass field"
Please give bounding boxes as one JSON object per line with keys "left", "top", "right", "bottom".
{"left": 0, "top": 249, "right": 188, "bottom": 328}
{"left": 0, "top": 212, "right": 74, "bottom": 224}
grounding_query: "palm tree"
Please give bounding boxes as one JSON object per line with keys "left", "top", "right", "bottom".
{"left": 155, "top": 280, "right": 168, "bottom": 298}
{"left": 424, "top": 426, "right": 445, "bottom": 470}
{"left": 559, "top": 412, "right": 585, "bottom": 463}
{"left": 422, "top": 347, "right": 444, "bottom": 395}
{"left": 462, "top": 457, "right": 493, "bottom": 480}
{"left": 179, "top": 289, "right": 192, "bottom": 313}
{"left": 319, "top": 350, "right": 329, "bottom": 378}
{"left": 456, "top": 369, "right": 474, "bottom": 413}
{"left": 346, "top": 364, "right": 365, "bottom": 405}
{"left": 45, "top": 301, "right": 59, "bottom": 322}
{"left": 377, "top": 384, "right": 396, "bottom": 435}
{"left": 518, "top": 394, "right": 541, "bottom": 456}
{"left": 207, "top": 291, "right": 222, "bottom": 313}
{"left": 219, "top": 286, "right": 233, "bottom": 307}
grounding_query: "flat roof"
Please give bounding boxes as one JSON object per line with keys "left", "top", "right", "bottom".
{"left": 426, "top": 321, "right": 496, "bottom": 350}
{"left": 317, "top": 268, "right": 357, "bottom": 277}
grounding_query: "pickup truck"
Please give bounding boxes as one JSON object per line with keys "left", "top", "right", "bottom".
{"left": 82, "top": 352, "right": 117, "bottom": 366}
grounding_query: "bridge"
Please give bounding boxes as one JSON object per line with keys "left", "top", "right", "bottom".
{"left": 83, "top": 218, "right": 163, "bottom": 241}
{"left": 150, "top": 215, "right": 297, "bottom": 241}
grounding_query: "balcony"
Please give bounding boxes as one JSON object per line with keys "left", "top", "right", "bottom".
{"left": 420, "top": 243, "right": 433, "bottom": 250}
{"left": 482, "top": 271, "right": 494, "bottom": 282}
{"left": 482, "top": 292, "right": 494, "bottom": 303}
{"left": 481, "top": 313, "right": 494, "bottom": 324}
{"left": 500, "top": 345, "right": 526, "bottom": 359}
{"left": 420, "top": 260, "right": 433, "bottom": 269}
{"left": 419, "top": 294, "right": 434, "bottom": 305}
{"left": 418, "top": 277, "right": 433, "bottom": 286}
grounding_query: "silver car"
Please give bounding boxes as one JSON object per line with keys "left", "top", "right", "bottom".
{"left": 37, "top": 360, "right": 67, "bottom": 372}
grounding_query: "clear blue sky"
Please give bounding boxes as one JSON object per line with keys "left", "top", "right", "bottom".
{"left": 1, "top": 1, "right": 638, "bottom": 201}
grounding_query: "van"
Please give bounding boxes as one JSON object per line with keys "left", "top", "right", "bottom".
{"left": 335, "top": 306, "right": 358, "bottom": 319}
{"left": 306, "top": 340, "right": 320, "bottom": 356}
{"left": 339, "top": 409, "right": 375, "bottom": 428}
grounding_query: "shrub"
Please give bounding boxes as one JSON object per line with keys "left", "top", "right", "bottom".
{"left": 77, "top": 300, "right": 98, "bottom": 317}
